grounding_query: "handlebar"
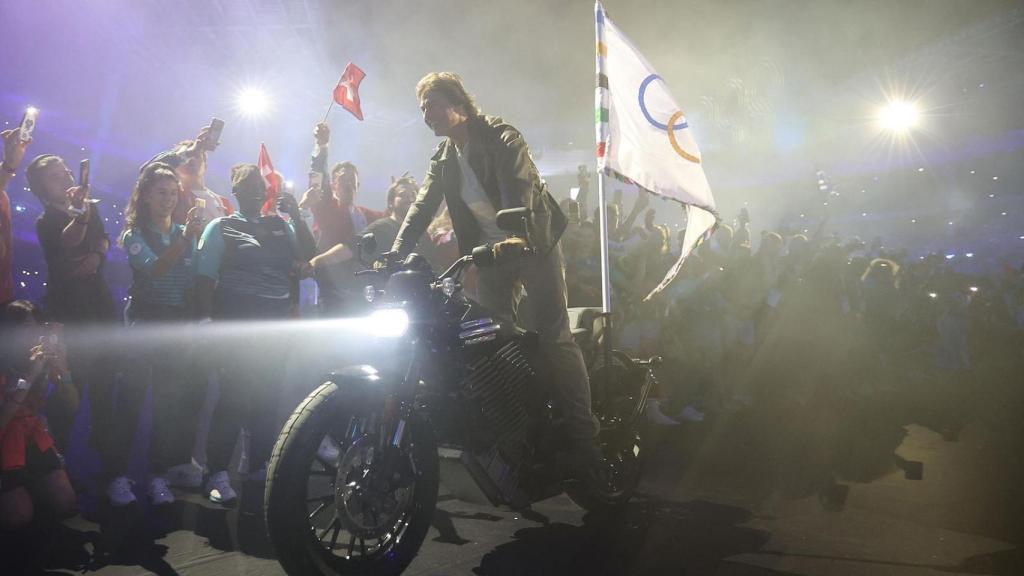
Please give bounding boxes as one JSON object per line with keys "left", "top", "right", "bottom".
{"left": 365, "top": 240, "right": 533, "bottom": 285}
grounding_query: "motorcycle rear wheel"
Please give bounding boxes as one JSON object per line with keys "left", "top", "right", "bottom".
{"left": 265, "top": 381, "right": 439, "bottom": 576}
{"left": 567, "top": 352, "right": 646, "bottom": 513}
{"left": 566, "top": 426, "right": 645, "bottom": 513}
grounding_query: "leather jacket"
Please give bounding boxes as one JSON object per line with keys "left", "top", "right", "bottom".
{"left": 393, "top": 114, "right": 567, "bottom": 257}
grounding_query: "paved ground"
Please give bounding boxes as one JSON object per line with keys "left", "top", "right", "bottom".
{"left": 4, "top": 419, "right": 1022, "bottom": 576}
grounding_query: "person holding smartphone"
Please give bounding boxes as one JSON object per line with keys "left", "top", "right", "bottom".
{"left": 147, "top": 121, "right": 233, "bottom": 225}
{"left": 1, "top": 126, "right": 33, "bottom": 303}
{"left": 300, "top": 122, "right": 384, "bottom": 317}
{"left": 24, "top": 154, "right": 117, "bottom": 497}
{"left": 0, "top": 300, "right": 78, "bottom": 531}
{"left": 96, "top": 163, "right": 206, "bottom": 507}
{"left": 25, "top": 154, "right": 115, "bottom": 324}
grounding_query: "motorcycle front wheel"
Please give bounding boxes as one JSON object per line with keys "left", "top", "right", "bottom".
{"left": 265, "top": 381, "right": 439, "bottom": 576}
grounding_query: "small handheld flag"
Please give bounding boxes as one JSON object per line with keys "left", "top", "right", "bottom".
{"left": 331, "top": 62, "right": 366, "bottom": 121}
{"left": 258, "top": 143, "right": 280, "bottom": 215}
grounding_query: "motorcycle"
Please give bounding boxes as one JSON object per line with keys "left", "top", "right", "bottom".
{"left": 265, "top": 208, "right": 657, "bottom": 576}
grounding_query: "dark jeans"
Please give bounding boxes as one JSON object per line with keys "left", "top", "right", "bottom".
{"left": 206, "top": 294, "right": 292, "bottom": 474}
{"left": 476, "top": 246, "right": 599, "bottom": 441}
{"left": 102, "top": 304, "right": 199, "bottom": 476}
{"left": 55, "top": 331, "right": 117, "bottom": 474}
{"left": 42, "top": 284, "right": 117, "bottom": 453}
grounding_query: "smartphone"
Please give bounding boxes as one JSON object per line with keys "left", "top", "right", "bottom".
{"left": 206, "top": 118, "right": 225, "bottom": 149}
{"left": 79, "top": 159, "right": 90, "bottom": 187}
{"left": 309, "top": 171, "right": 323, "bottom": 191}
{"left": 569, "top": 186, "right": 580, "bottom": 201}
{"left": 19, "top": 107, "right": 38, "bottom": 143}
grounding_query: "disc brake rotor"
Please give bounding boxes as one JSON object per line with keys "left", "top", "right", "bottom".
{"left": 333, "top": 434, "right": 413, "bottom": 539}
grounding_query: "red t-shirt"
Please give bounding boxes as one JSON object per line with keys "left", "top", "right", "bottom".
{"left": 0, "top": 374, "right": 54, "bottom": 470}
{"left": 0, "top": 191, "right": 13, "bottom": 302}
{"left": 310, "top": 197, "right": 383, "bottom": 252}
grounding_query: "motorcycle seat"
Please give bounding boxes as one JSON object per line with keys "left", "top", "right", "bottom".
{"left": 568, "top": 307, "right": 603, "bottom": 330}
{"left": 568, "top": 307, "right": 603, "bottom": 351}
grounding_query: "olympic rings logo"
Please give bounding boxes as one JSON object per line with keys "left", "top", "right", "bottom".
{"left": 638, "top": 74, "right": 701, "bottom": 164}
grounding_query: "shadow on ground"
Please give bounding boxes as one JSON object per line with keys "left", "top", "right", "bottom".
{"left": 473, "top": 495, "right": 791, "bottom": 576}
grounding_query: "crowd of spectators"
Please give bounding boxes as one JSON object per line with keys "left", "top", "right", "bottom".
{"left": 562, "top": 171, "right": 1024, "bottom": 503}
{"left": 2, "top": 117, "right": 1023, "bottom": 536}
{"left": 0, "top": 120, "right": 463, "bottom": 529}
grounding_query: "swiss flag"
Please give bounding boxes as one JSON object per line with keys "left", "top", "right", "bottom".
{"left": 333, "top": 62, "right": 366, "bottom": 121}
{"left": 258, "top": 143, "right": 280, "bottom": 215}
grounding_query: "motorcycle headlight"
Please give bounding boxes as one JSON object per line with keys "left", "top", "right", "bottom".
{"left": 365, "top": 308, "right": 409, "bottom": 338}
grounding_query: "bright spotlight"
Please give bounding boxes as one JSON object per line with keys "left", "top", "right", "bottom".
{"left": 236, "top": 86, "right": 271, "bottom": 118}
{"left": 341, "top": 308, "right": 410, "bottom": 338}
{"left": 878, "top": 100, "right": 920, "bottom": 133}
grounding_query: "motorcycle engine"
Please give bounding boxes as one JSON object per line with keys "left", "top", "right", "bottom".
{"left": 455, "top": 329, "right": 540, "bottom": 507}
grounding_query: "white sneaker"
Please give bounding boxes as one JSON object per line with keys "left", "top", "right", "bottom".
{"left": 164, "top": 462, "right": 204, "bottom": 489}
{"left": 206, "top": 471, "right": 237, "bottom": 504}
{"left": 107, "top": 476, "right": 137, "bottom": 507}
{"left": 645, "top": 399, "right": 680, "bottom": 426}
{"left": 317, "top": 436, "right": 340, "bottom": 463}
{"left": 148, "top": 476, "right": 175, "bottom": 505}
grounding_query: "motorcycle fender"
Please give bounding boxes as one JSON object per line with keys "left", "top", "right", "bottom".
{"left": 323, "top": 364, "right": 395, "bottom": 409}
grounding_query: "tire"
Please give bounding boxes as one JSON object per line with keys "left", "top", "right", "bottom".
{"left": 265, "top": 382, "right": 439, "bottom": 576}
{"left": 566, "top": 426, "right": 645, "bottom": 514}
{"left": 567, "top": 351, "right": 647, "bottom": 513}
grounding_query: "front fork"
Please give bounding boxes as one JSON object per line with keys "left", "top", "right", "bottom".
{"left": 388, "top": 340, "right": 421, "bottom": 447}
{"left": 372, "top": 343, "right": 422, "bottom": 484}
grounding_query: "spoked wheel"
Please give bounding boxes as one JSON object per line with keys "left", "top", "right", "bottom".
{"left": 567, "top": 351, "right": 648, "bottom": 513}
{"left": 566, "top": 427, "right": 645, "bottom": 513}
{"left": 266, "top": 382, "right": 439, "bottom": 576}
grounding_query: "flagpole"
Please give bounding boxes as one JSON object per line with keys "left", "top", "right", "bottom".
{"left": 595, "top": 1, "right": 614, "bottom": 367}
{"left": 596, "top": 169, "right": 614, "bottom": 369}
{"left": 322, "top": 101, "right": 335, "bottom": 123}
{"left": 596, "top": 173, "right": 612, "bottom": 315}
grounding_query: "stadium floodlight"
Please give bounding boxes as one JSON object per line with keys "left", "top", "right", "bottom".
{"left": 878, "top": 100, "right": 920, "bottom": 134}
{"left": 236, "top": 86, "right": 272, "bottom": 119}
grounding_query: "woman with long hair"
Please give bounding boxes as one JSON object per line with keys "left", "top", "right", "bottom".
{"left": 101, "top": 162, "right": 204, "bottom": 507}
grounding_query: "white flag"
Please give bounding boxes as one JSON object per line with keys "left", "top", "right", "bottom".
{"left": 595, "top": 1, "right": 718, "bottom": 300}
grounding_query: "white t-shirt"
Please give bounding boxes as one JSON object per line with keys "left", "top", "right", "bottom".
{"left": 455, "top": 145, "right": 505, "bottom": 244}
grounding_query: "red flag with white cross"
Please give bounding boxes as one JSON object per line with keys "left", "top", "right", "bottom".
{"left": 333, "top": 62, "right": 366, "bottom": 121}
{"left": 258, "top": 143, "right": 280, "bottom": 215}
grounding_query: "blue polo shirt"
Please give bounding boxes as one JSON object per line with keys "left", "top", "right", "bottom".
{"left": 197, "top": 212, "right": 298, "bottom": 300}
{"left": 122, "top": 223, "right": 196, "bottom": 308}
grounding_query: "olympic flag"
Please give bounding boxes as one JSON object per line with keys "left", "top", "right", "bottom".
{"left": 595, "top": 1, "right": 718, "bottom": 300}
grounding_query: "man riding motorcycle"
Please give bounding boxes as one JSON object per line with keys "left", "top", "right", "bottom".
{"left": 390, "top": 72, "right": 604, "bottom": 479}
